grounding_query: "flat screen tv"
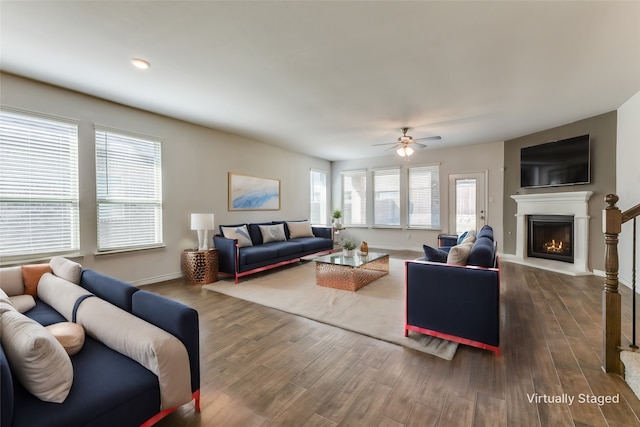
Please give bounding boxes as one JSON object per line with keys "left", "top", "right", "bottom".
{"left": 520, "top": 134, "right": 590, "bottom": 188}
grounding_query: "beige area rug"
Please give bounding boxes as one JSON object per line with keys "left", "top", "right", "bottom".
{"left": 203, "top": 258, "right": 458, "bottom": 360}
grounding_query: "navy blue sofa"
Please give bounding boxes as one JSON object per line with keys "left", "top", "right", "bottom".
{"left": 404, "top": 225, "right": 500, "bottom": 356}
{"left": 0, "top": 269, "right": 200, "bottom": 427}
{"left": 214, "top": 221, "right": 333, "bottom": 283}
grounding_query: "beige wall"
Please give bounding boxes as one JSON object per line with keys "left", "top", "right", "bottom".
{"left": 502, "top": 111, "right": 617, "bottom": 273}
{"left": 617, "top": 90, "right": 640, "bottom": 287}
{"left": 2, "top": 71, "right": 630, "bottom": 281}
{"left": 0, "top": 73, "right": 331, "bottom": 284}
{"left": 331, "top": 141, "right": 505, "bottom": 252}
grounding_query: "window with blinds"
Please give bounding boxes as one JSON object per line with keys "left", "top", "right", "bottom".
{"left": 408, "top": 165, "right": 440, "bottom": 228}
{"left": 310, "top": 169, "right": 327, "bottom": 225}
{"left": 341, "top": 170, "right": 367, "bottom": 226}
{"left": 0, "top": 109, "right": 80, "bottom": 258}
{"left": 373, "top": 168, "right": 400, "bottom": 226}
{"left": 95, "top": 128, "right": 163, "bottom": 252}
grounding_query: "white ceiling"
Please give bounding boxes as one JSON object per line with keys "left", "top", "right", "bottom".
{"left": 1, "top": 1, "right": 639, "bottom": 161}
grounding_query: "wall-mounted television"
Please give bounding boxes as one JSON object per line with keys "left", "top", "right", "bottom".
{"left": 520, "top": 134, "right": 590, "bottom": 188}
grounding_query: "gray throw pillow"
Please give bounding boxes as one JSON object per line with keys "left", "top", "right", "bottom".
{"left": 259, "top": 224, "right": 286, "bottom": 243}
{"left": 221, "top": 225, "right": 253, "bottom": 247}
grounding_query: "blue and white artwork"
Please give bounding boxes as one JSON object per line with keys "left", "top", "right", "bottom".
{"left": 229, "top": 173, "right": 280, "bottom": 210}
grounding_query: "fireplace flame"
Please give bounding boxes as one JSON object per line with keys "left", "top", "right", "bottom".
{"left": 544, "top": 239, "right": 566, "bottom": 253}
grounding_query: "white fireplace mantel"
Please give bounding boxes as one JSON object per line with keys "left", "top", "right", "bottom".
{"left": 507, "top": 191, "right": 593, "bottom": 275}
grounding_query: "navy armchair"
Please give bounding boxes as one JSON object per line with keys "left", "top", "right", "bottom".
{"left": 406, "top": 225, "right": 500, "bottom": 356}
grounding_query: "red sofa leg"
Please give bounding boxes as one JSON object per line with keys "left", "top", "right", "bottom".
{"left": 193, "top": 389, "right": 201, "bottom": 412}
{"left": 140, "top": 390, "right": 201, "bottom": 427}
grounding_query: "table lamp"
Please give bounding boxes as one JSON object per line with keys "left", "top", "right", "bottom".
{"left": 191, "top": 213, "right": 215, "bottom": 250}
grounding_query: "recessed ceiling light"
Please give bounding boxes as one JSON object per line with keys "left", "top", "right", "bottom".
{"left": 131, "top": 58, "right": 150, "bottom": 69}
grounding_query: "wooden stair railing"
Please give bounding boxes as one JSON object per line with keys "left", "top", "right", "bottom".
{"left": 603, "top": 194, "right": 640, "bottom": 375}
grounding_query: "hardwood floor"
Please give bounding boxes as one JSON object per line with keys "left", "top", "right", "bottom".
{"left": 143, "top": 252, "right": 640, "bottom": 427}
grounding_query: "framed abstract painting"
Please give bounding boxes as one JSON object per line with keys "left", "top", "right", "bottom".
{"left": 228, "top": 173, "right": 280, "bottom": 210}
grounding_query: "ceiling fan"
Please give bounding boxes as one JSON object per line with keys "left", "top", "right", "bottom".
{"left": 373, "top": 127, "right": 442, "bottom": 158}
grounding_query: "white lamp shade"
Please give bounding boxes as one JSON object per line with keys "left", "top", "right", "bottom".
{"left": 191, "top": 213, "right": 215, "bottom": 250}
{"left": 191, "top": 213, "right": 215, "bottom": 231}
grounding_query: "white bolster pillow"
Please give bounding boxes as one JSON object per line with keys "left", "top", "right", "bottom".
{"left": 77, "top": 297, "right": 192, "bottom": 409}
{"left": 38, "top": 273, "right": 92, "bottom": 320}
{"left": 38, "top": 272, "right": 192, "bottom": 409}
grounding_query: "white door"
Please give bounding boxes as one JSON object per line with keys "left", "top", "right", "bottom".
{"left": 448, "top": 172, "right": 487, "bottom": 234}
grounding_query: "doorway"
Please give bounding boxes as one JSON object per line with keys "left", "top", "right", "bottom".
{"left": 448, "top": 172, "right": 487, "bottom": 234}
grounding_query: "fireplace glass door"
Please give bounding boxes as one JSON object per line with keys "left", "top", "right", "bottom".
{"left": 527, "top": 215, "right": 574, "bottom": 263}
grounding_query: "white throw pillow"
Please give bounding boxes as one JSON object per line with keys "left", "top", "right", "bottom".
{"left": 287, "top": 220, "right": 314, "bottom": 239}
{"left": 0, "top": 266, "right": 25, "bottom": 296}
{"left": 446, "top": 242, "right": 474, "bottom": 265}
{"left": 1, "top": 310, "right": 73, "bottom": 403}
{"left": 221, "top": 225, "right": 253, "bottom": 247}
{"left": 460, "top": 230, "right": 477, "bottom": 245}
{"left": 259, "top": 224, "right": 286, "bottom": 243}
{"left": 9, "top": 295, "right": 36, "bottom": 314}
{"left": 50, "top": 256, "right": 82, "bottom": 285}
{"left": 0, "top": 288, "right": 16, "bottom": 316}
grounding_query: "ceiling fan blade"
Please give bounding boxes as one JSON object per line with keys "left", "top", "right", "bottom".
{"left": 414, "top": 135, "right": 442, "bottom": 142}
{"left": 371, "top": 142, "right": 398, "bottom": 147}
{"left": 384, "top": 145, "right": 399, "bottom": 152}
{"left": 412, "top": 142, "right": 427, "bottom": 149}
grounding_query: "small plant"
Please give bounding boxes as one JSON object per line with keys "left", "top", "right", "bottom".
{"left": 332, "top": 210, "right": 342, "bottom": 219}
{"left": 342, "top": 240, "right": 356, "bottom": 250}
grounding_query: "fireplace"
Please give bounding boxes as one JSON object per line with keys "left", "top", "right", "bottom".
{"left": 509, "top": 191, "right": 593, "bottom": 276}
{"left": 527, "top": 215, "right": 574, "bottom": 263}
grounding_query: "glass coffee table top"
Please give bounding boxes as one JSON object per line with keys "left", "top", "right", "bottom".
{"left": 313, "top": 252, "right": 388, "bottom": 268}
{"left": 313, "top": 252, "right": 390, "bottom": 291}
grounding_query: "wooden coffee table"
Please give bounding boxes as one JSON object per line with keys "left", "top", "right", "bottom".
{"left": 314, "top": 252, "right": 389, "bottom": 291}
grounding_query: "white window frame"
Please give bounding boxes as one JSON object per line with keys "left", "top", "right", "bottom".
{"left": 0, "top": 108, "right": 80, "bottom": 259}
{"left": 310, "top": 169, "right": 327, "bottom": 225}
{"left": 407, "top": 164, "right": 441, "bottom": 229}
{"left": 341, "top": 169, "right": 367, "bottom": 227}
{"left": 373, "top": 167, "right": 401, "bottom": 227}
{"left": 95, "top": 126, "right": 163, "bottom": 253}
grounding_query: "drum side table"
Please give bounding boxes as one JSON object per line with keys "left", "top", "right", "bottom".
{"left": 183, "top": 249, "right": 218, "bottom": 284}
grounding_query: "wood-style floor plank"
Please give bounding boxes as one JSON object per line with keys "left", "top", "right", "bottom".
{"left": 140, "top": 252, "right": 640, "bottom": 426}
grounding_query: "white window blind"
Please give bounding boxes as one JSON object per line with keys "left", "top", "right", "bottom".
{"left": 341, "top": 170, "right": 366, "bottom": 226}
{"left": 373, "top": 168, "right": 400, "bottom": 226}
{"left": 310, "top": 169, "right": 327, "bottom": 225}
{"left": 95, "top": 128, "right": 163, "bottom": 252}
{"left": 0, "top": 109, "right": 79, "bottom": 257}
{"left": 408, "top": 165, "right": 440, "bottom": 228}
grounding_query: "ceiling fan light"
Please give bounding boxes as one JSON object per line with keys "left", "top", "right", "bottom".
{"left": 396, "top": 146, "right": 414, "bottom": 157}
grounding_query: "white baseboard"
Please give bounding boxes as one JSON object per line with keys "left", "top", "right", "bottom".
{"left": 370, "top": 244, "right": 424, "bottom": 253}
{"left": 133, "top": 272, "right": 183, "bottom": 287}
{"left": 581, "top": 269, "right": 636, "bottom": 293}
{"left": 500, "top": 254, "right": 592, "bottom": 276}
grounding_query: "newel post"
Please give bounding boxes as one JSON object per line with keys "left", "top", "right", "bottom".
{"left": 603, "top": 194, "right": 622, "bottom": 374}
